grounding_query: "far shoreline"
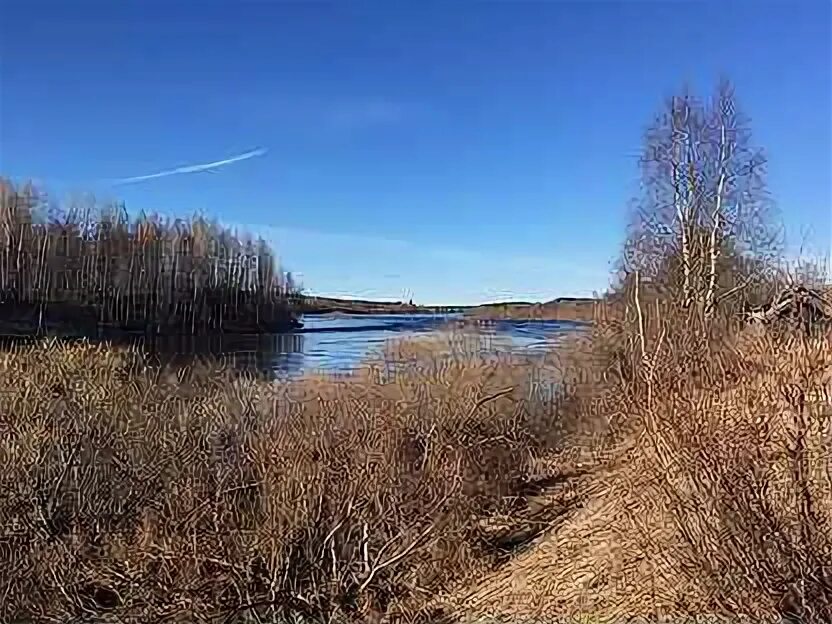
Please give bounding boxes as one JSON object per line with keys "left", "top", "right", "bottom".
{"left": 300, "top": 295, "right": 601, "bottom": 322}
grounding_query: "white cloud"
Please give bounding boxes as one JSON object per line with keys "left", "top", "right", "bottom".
{"left": 111, "top": 148, "right": 267, "bottom": 185}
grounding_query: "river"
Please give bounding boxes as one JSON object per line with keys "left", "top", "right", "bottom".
{"left": 133, "top": 313, "right": 587, "bottom": 378}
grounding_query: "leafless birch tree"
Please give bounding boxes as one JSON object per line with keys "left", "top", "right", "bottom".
{"left": 622, "top": 79, "right": 781, "bottom": 316}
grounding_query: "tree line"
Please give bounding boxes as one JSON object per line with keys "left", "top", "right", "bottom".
{"left": 0, "top": 180, "right": 302, "bottom": 334}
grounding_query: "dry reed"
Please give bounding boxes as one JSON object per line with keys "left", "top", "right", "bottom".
{"left": 0, "top": 332, "right": 576, "bottom": 623}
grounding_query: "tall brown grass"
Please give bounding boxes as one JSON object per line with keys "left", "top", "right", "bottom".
{"left": 0, "top": 333, "right": 578, "bottom": 623}
{"left": 431, "top": 281, "right": 832, "bottom": 624}
{"left": 619, "top": 294, "right": 832, "bottom": 622}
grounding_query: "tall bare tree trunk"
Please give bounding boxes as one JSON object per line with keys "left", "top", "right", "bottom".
{"left": 705, "top": 121, "right": 728, "bottom": 318}
{"left": 672, "top": 99, "right": 693, "bottom": 307}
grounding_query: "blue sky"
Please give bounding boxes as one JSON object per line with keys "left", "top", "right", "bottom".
{"left": 1, "top": 0, "right": 829, "bottom": 305}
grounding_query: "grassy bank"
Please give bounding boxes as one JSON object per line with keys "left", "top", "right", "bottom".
{"left": 0, "top": 334, "right": 575, "bottom": 623}
{"left": 434, "top": 297, "right": 832, "bottom": 623}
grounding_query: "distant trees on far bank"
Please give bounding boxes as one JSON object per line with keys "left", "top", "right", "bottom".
{"left": 0, "top": 178, "right": 302, "bottom": 335}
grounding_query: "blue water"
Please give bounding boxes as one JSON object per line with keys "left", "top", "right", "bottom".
{"left": 170, "top": 313, "right": 586, "bottom": 377}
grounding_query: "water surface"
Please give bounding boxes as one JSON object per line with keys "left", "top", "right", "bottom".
{"left": 142, "top": 313, "right": 586, "bottom": 378}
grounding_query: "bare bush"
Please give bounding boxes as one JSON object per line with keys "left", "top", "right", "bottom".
{"left": 0, "top": 333, "right": 572, "bottom": 623}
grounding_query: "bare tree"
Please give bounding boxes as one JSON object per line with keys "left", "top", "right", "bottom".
{"left": 622, "top": 79, "right": 781, "bottom": 316}
{"left": 700, "top": 79, "right": 777, "bottom": 316}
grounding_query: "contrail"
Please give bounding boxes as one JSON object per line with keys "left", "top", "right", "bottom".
{"left": 112, "top": 148, "right": 267, "bottom": 185}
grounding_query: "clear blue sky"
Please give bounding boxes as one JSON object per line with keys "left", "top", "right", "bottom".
{"left": 1, "top": 0, "right": 829, "bottom": 305}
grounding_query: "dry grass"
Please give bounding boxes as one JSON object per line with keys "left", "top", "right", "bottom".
{"left": 0, "top": 331, "right": 584, "bottom": 623}
{"left": 2, "top": 296, "right": 830, "bottom": 623}
{"left": 432, "top": 299, "right": 832, "bottom": 624}
{"left": 7, "top": 290, "right": 829, "bottom": 624}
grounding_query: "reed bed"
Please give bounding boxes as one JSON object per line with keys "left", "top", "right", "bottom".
{"left": 0, "top": 332, "right": 581, "bottom": 623}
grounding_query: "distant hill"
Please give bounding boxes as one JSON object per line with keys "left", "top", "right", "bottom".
{"left": 463, "top": 297, "right": 600, "bottom": 321}
{"left": 299, "top": 295, "right": 600, "bottom": 321}
{"left": 298, "top": 295, "right": 463, "bottom": 315}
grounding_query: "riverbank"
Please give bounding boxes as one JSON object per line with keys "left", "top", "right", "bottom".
{"left": 299, "top": 294, "right": 601, "bottom": 322}
{"left": 433, "top": 308, "right": 832, "bottom": 623}
{"left": 462, "top": 296, "right": 601, "bottom": 322}
{"left": 2, "top": 305, "right": 829, "bottom": 623}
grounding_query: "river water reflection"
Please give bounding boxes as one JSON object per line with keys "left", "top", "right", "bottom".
{"left": 131, "top": 313, "right": 586, "bottom": 378}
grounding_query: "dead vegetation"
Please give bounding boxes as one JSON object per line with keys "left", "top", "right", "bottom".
{"left": 431, "top": 299, "right": 832, "bottom": 624}
{"left": 7, "top": 288, "right": 829, "bottom": 624}
{"left": 0, "top": 333, "right": 582, "bottom": 623}
{"left": 427, "top": 78, "right": 832, "bottom": 624}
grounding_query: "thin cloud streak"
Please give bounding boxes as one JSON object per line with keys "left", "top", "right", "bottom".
{"left": 112, "top": 148, "right": 267, "bottom": 185}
